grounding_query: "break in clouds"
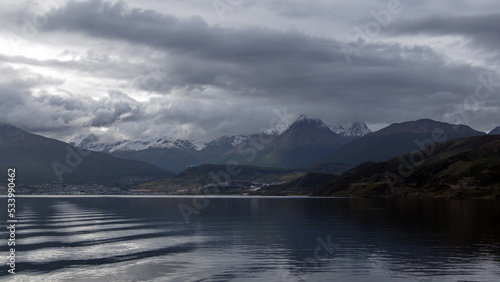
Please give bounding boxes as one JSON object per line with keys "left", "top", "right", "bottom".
{"left": 0, "top": 0, "right": 499, "bottom": 142}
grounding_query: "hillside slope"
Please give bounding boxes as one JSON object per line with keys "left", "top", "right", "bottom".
{"left": 320, "top": 119, "right": 486, "bottom": 166}
{"left": 317, "top": 135, "right": 500, "bottom": 199}
{"left": 259, "top": 172, "right": 338, "bottom": 195}
{"left": 0, "top": 123, "right": 175, "bottom": 185}
{"left": 140, "top": 164, "right": 306, "bottom": 191}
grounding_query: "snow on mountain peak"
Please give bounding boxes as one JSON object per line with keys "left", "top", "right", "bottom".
{"left": 109, "top": 136, "right": 197, "bottom": 152}
{"left": 328, "top": 121, "right": 371, "bottom": 137}
{"left": 295, "top": 113, "right": 322, "bottom": 123}
{"left": 261, "top": 114, "right": 332, "bottom": 136}
{"left": 349, "top": 121, "right": 372, "bottom": 136}
{"left": 206, "top": 135, "right": 248, "bottom": 147}
{"left": 261, "top": 115, "right": 371, "bottom": 136}
{"left": 73, "top": 133, "right": 199, "bottom": 152}
{"left": 191, "top": 139, "right": 207, "bottom": 150}
{"left": 70, "top": 118, "right": 372, "bottom": 153}
{"left": 66, "top": 134, "right": 87, "bottom": 146}
{"left": 261, "top": 121, "right": 291, "bottom": 136}
{"left": 73, "top": 134, "right": 126, "bottom": 152}
{"left": 292, "top": 114, "right": 329, "bottom": 129}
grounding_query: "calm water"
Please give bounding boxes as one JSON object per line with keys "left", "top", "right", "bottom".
{"left": 1, "top": 196, "right": 500, "bottom": 281}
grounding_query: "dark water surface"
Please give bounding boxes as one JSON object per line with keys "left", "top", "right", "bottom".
{"left": 1, "top": 196, "right": 500, "bottom": 281}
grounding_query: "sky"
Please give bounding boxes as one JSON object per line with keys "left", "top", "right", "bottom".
{"left": 0, "top": 0, "right": 499, "bottom": 142}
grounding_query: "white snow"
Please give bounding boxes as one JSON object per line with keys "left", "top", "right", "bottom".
{"left": 109, "top": 137, "right": 197, "bottom": 152}
{"left": 72, "top": 118, "right": 372, "bottom": 154}
{"left": 328, "top": 122, "right": 372, "bottom": 137}
{"left": 261, "top": 121, "right": 291, "bottom": 136}
{"left": 74, "top": 134, "right": 198, "bottom": 152}
{"left": 205, "top": 135, "right": 248, "bottom": 147}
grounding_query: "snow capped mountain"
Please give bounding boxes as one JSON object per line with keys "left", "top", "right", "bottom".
{"left": 261, "top": 114, "right": 329, "bottom": 136}
{"left": 67, "top": 134, "right": 87, "bottom": 146}
{"left": 79, "top": 133, "right": 98, "bottom": 147}
{"left": 328, "top": 122, "right": 371, "bottom": 137}
{"left": 348, "top": 122, "right": 372, "bottom": 137}
{"left": 328, "top": 124, "right": 346, "bottom": 135}
{"left": 73, "top": 134, "right": 199, "bottom": 152}
{"left": 191, "top": 140, "right": 207, "bottom": 151}
{"left": 110, "top": 137, "right": 198, "bottom": 152}
{"left": 262, "top": 113, "right": 348, "bottom": 164}
{"left": 261, "top": 120, "right": 291, "bottom": 136}
{"left": 205, "top": 135, "right": 248, "bottom": 147}
{"left": 260, "top": 114, "right": 371, "bottom": 137}
{"left": 68, "top": 115, "right": 371, "bottom": 156}
{"left": 293, "top": 114, "right": 330, "bottom": 129}
{"left": 75, "top": 134, "right": 126, "bottom": 152}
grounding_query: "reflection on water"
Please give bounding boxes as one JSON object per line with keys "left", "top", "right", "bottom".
{"left": 1, "top": 197, "right": 499, "bottom": 281}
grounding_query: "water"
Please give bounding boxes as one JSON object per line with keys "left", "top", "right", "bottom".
{"left": 1, "top": 196, "right": 500, "bottom": 281}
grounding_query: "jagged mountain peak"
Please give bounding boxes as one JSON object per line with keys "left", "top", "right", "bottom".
{"left": 346, "top": 121, "right": 371, "bottom": 136}
{"left": 205, "top": 135, "right": 248, "bottom": 147}
{"left": 108, "top": 136, "right": 198, "bottom": 152}
{"left": 294, "top": 113, "right": 324, "bottom": 124}
{"left": 74, "top": 133, "right": 125, "bottom": 152}
{"left": 289, "top": 114, "right": 329, "bottom": 130}
{"left": 74, "top": 133, "right": 199, "bottom": 153}
{"left": 261, "top": 121, "right": 291, "bottom": 136}
{"left": 261, "top": 115, "right": 371, "bottom": 138}
{"left": 328, "top": 121, "right": 371, "bottom": 137}
{"left": 81, "top": 133, "right": 99, "bottom": 143}
{"left": 267, "top": 114, "right": 346, "bottom": 151}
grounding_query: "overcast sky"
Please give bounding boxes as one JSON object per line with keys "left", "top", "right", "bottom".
{"left": 1, "top": 0, "right": 499, "bottom": 142}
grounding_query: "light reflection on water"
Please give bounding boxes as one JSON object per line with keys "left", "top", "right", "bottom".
{"left": 0, "top": 197, "right": 499, "bottom": 281}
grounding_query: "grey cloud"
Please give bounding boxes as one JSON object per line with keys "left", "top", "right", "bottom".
{"left": 2, "top": 0, "right": 500, "bottom": 140}
{"left": 40, "top": 1, "right": 489, "bottom": 99}
{"left": 387, "top": 13, "right": 500, "bottom": 55}
{"left": 0, "top": 61, "right": 284, "bottom": 141}
{"left": 90, "top": 90, "right": 142, "bottom": 127}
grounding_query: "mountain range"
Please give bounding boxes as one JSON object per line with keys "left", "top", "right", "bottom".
{"left": 2, "top": 117, "right": 498, "bottom": 197}
{"left": 69, "top": 114, "right": 372, "bottom": 172}
{"left": 0, "top": 122, "right": 175, "bottom": 185}
{"left": 319, "top": 119, "right": 486, "bottom": 166}
{"left": 313, "top": 135, "right": 500, "bottom": 199}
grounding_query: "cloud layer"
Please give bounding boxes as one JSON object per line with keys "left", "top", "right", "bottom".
{"left": 0, "top": 0, "right": 499, "bottom": 141}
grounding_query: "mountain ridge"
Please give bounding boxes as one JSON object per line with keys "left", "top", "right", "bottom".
{"left": 68, "top": 115, "right": 370, "bottom": 172}
{"left": 0, "top": 123, "right": 175, "bottom": 185}
{"left": 316, "top": 135, "right": 500, "bottom": 199}
{"left": 71, "top": 114, "right": 372, "bottom": 154}
{"left": 319, "top": 119, "right": 486, "bottom": 166}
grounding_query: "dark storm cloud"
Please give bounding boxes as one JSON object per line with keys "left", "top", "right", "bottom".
{"left": 42, "top": 0, "right": 340, "bottom": 78}
{"left": 0, "top": 71, "right": 85, "bottom": 136}
{"left": 0, "top": 59, "right": 279, "bottom": 141}
{"left": 387, "top": 13, "right": 500, "bottom": 54}
{"left": 41, "top": 0, "right": 489, "bottom": 100}
{"left": 2, "top": 0, "right": 500, "bottom": 140}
